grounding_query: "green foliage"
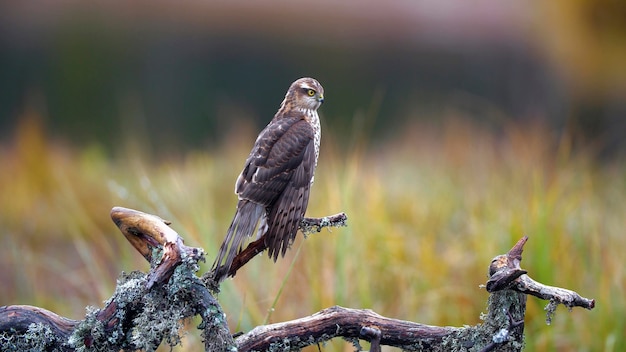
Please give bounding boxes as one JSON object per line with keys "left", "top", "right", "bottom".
{"left": 0, "top": 116, "right": 623, "bottom": 351}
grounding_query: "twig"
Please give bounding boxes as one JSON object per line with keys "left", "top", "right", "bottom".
{"left": 300, "top": 212, "right": 348, "bottom": 235}
{"left": 215, "top": 212, "right": 347, "bottom": 282}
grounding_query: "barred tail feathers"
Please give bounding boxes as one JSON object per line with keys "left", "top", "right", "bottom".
{"left": 212, "top": 200, "right": 264, "bottom": 282}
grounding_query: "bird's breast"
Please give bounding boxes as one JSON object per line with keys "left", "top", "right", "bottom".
{"left": 306, "top": 110, "right": 321, "bottom": 166}
{"left": 308, "top": 110, "right": 321, "bottom": 186}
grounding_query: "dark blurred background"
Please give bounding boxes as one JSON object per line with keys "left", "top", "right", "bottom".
{"left": 0, "top": 0, "right": 624, "bottom": 155}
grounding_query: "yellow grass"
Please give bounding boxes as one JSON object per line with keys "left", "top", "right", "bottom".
{"left": 0, "top": 113, "right": 623, "bottom": 351}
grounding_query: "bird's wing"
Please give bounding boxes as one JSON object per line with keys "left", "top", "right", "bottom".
{"left": 236, "top": 114, "right": 316, "bottom": 206}
{"left": 265, "top": 137, "right": 316, "bottom": 260}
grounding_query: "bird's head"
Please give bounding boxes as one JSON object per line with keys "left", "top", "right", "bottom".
{"left": 283, "top": 77, "right": 324, "bottom": 111}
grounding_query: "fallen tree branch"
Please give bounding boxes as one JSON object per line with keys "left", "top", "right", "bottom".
{"left": 232, "top": 236, "right": 595, "bottom": 351}
{"left": 0, "top": 305, "right": 78, "bottom": 351}
{"left": 236, "top": 305, "right": 457, "bottom": 351}
{"left": 0, "top": 208, "right": 594, "bottom": 351}
{"left": 0, "top": 207, "right": 234, "bottom": 352}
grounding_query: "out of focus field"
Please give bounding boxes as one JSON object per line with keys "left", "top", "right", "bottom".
{"left": 1, "top": 114, "right": 623, "bottom": 351}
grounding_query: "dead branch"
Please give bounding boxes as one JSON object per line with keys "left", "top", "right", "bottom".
{"left": 486, "top": 236, "right": 595, "bottom": 326}
{"left": 0, "top": 305, "right": 78, "bottom": 351}
{"left": 0, "top": 207, "right": 234, "bottom": 352}
{"left": 232, "top": 236, "right": 595, "bottom": 351}
{"left": 210, "top": 212, "right": 348, "bottom": 283}
{"left": 236, "top": 305, "right": 457, "bottom": 351}
{"left": 110, "top": 207, "right": 205, "bottom": 288}
{"left": 0, "top": 207, "right": 595, "bottom": 352}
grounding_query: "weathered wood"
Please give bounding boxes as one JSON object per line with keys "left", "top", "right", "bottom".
{"left": 236, "top": 305, "right": 457, "bottom": 351}
{"left": 231, "top": 236, "right": 595, "bottom": 352}
{"left": 486, "top": 236, "right": 595, "bottom": 320}
{"left": 111, "top": 206, "right": 205, "bottom": 289}
{"left": 0, "top": 208, "right": 595, "bottom": 352}
{"left": 0, "top": 207, "right": 233, "bottom": 351}
{"left": 0, "top": 305, "right": 78, "bottom": 351}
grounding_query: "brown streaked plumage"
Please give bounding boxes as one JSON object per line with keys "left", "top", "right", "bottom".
{"left": 212, "top": 77, "right": 325, "bottom": 283}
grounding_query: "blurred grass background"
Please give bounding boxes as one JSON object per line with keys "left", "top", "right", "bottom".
{"left": 1, "top": 113, "right": 623, "bottom": 351}
{"left": 1, "top": 1, "right": 625, "bottom": 351}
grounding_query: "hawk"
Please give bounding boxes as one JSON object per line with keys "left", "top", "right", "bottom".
{"left": 212, "top": 77, "right": 325, "bottom": 283}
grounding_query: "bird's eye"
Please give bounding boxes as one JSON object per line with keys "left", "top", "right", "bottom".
{"left": 307, "top": 89, "right": 316, "bottom": 97}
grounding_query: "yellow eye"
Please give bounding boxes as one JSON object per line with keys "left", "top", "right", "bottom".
{"left": 307, "top": 89, "right": 316, "bottom": 97}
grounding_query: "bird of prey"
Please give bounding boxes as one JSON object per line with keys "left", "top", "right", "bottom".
{"left": 212, "top": 77, "right": 325, "bottom": 283}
